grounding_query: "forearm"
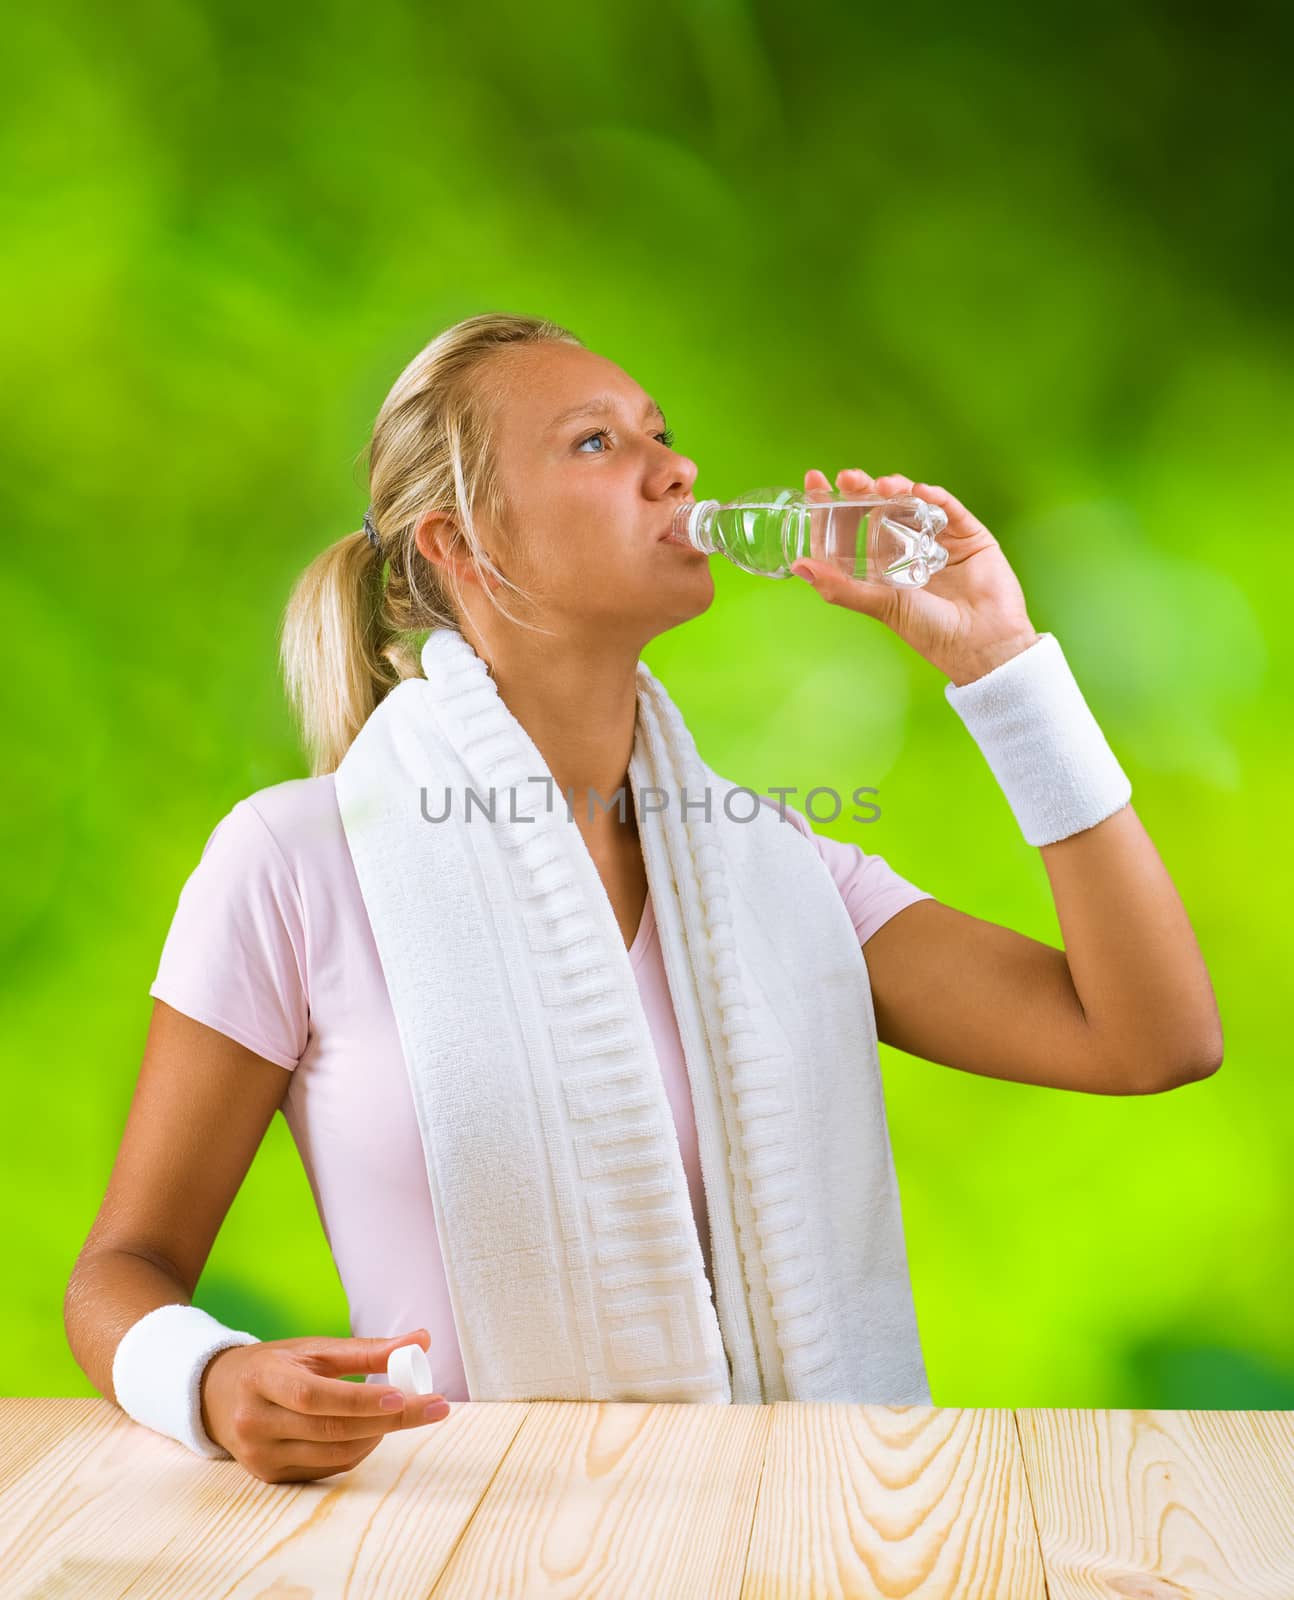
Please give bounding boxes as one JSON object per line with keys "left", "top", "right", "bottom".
{"left": 1040, "top": 802, "right": 1224, "bottom": 1082}
{"left": 941, "top": 626, "right": 1224, "bottom": 1088}
{"left": 64, "top": 1247, "right": 193, "bottom": 1407}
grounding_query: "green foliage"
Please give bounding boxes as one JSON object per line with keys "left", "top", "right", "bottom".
{"left": 6, "top": 0, "right": 1290, "bottom": 1407}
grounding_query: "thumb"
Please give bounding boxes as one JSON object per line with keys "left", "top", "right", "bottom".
{"left": 791, "top": 560, "right": 895, "bottom": 622}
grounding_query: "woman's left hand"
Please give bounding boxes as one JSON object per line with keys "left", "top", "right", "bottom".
{"left": 793, "top": 467, "right": 1041, "bottom": 687}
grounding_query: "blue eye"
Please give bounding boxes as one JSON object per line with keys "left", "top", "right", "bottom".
{"left": 576, "top": 427, "right": 677, "bottom": 453}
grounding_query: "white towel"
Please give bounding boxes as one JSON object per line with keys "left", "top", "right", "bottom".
{"left": 333, "top": 626, "right": 930, "bottom": 1405}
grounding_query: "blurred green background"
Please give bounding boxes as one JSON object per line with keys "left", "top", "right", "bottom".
{"left": 3, "top": 0, "right": 1290, "bottom": 1409}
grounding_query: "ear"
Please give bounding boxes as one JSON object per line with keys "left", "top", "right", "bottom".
{"left": 414, "top": 507, "right": 455, "bottom": 568}
{"left": 415, "top": 508, "right": 492, "bottom": 588}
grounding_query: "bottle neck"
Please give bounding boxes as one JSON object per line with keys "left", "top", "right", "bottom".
{"left": 682, "top": 499, "right": 721, "bottom": 553}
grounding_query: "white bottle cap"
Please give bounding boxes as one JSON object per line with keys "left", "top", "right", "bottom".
{"left": 386, "top": 1340, "right": 436, "bottom": 1398}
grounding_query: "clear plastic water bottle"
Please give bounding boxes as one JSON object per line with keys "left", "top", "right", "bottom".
{"left": 668, "top": 485, "right": 950, "bottom": 587}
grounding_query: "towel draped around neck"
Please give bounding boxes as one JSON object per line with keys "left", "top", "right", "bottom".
{"left": 333, "top": 625, "right": 930, "bottom": 1405}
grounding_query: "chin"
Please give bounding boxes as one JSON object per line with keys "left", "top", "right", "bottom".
{"left": 658, "top": 584, "right": 716, "bottom": 632}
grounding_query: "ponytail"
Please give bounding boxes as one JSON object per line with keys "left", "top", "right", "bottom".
{"left": 278, "top": 312, "right": 583, "bottom": 775}
{"left": 279, "top": 526, "right": 422, "bottom": 778}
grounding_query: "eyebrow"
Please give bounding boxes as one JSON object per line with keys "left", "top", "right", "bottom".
{"left": 544, "top": 393, "right": 667, "bottom": 436}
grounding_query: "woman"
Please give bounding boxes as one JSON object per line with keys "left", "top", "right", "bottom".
{"left": 66, "top": 312, "right": 1224, "bottom": 1485}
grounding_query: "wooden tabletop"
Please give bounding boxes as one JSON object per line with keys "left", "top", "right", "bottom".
{"left": 2, "top": 1400, "right": 1292, "bottom": 1597}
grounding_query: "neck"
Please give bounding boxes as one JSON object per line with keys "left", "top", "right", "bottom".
{"left": 466, "top": 625, "right": 641, "bottom": 838}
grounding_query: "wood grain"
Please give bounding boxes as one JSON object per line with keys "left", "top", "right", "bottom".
{"left": 425, "top": 1399, "right": 768, "bottom": 1596}
{"left": 0, "top": 1398, "right": 530, "bottom": 1597}
{"left": 743, "top": 1405, "right": 1047, "bottom": 1598}
{"left": 2, "top": 1400, "right": 1292, "bottom": 1598}
{"left": 1016, "top": 1408, "right": 1294, "bottom": 1599}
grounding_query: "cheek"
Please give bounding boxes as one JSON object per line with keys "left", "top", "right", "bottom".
{"left": 511, "top": 525, "right": 612, "bottom": 603}
{"left": 516, "top": 493, "right": 653, "bottom": 601}
{"left": 555, "top": 513, "right": 639, "bottom": 577}
{"left": 562, "top": 538, "right": 636, "bottom": 596}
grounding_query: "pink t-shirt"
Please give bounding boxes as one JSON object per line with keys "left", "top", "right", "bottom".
{"left": 149, "top": 775, "right": 933, "bottom": 1401}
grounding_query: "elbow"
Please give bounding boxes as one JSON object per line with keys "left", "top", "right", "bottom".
{"left": 1140, "top": 1038, "right": 1225, "bottom": 1094}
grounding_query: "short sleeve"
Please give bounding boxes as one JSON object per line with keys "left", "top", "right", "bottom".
{"left": 149, "top": 798, "right": 310, "bottom": 1070}
{"left": 770, "top": 799, "right": 936, "bottom": 948}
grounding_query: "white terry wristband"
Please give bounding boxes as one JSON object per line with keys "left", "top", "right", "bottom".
{"left": 111, "top": 1303, "right": 261, "bottom": 1459}
{"left": 944, "top": 632, "right": 1132, "bottom": 847}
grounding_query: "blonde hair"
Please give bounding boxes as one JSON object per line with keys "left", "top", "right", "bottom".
{"left": 279, "top": 311, "right": 584, "bottom": 777}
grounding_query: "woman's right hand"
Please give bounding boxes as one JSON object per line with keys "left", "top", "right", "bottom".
{"left": 200, "top": 1328, "right": 450, "bottom": 1483}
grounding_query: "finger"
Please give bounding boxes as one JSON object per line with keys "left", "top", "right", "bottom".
{"left": 306, "top": 1328, "right": 430, "bottom": 1377}
{"left": 258, "top": 1391, "right": 452, "bottom": 1443}
{"left": 262, "top": 1335, "right": 434, "bottom": 1419}
{"left": 830, "top": 468, "right": 876, "bottom": 570}
{"left": 908, "top": 482, "right": 988, "bottom": 538}
{"left": 872, "top": 473, "right": 916, "bottom": 499}
{"left": 791, "top": 557, "right": 898, "bottom": 620}
{"left": 795, "top": 468, "right": 886, "bottom": 610}
{"left": 273, "top": 1435, "right": 391, "bottom": 1481}
{"left": 805, "top": 468, "right": 832, "bottom": 562}
{"left": 262, "top": 1364, "right": 428, "bottom": 1421}
{"left": 804, "top": 467, "right": 873, "bottom": 564}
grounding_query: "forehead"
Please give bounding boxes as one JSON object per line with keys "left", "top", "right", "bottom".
{"left": 490, "top": 345, "right": 659, "bottom": 436}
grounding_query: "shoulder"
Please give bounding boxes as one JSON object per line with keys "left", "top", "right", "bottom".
{"left": 227, "top": 774, "right": 348, "bottom": 902}
{"left": 194, "top": 774, "right": 350, "bottom": 910}
{"left": 238, "top": 773, "right": 346, "bottom": 856}
{"left": 150, "top": 781, "right": 329, "bottom": 1068}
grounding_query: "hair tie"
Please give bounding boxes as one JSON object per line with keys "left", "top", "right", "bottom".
{"left": 362, "top": 508, "right": 381, "bottom": 552}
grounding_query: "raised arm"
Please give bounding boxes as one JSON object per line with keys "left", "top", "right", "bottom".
{"left": 862, "top": 804, "right": 1222, "bottom": 1096}
{"left": 792, "top": 466, "right": 1222, "bottom": 1097}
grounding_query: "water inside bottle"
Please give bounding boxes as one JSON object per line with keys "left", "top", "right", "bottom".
{"left": 692, "top": 488, "right": 948, "bottom": 586}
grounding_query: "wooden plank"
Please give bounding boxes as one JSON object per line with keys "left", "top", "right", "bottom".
{"left": 0, "top": 1399, "right": 118, "bottom": 1495}
{"left": 1249, "top": 1411, "right": 1294, "bottom": 1498}
{"left": 741, "top": 1405, "right": 1048, "bottom": 1598}
{"left": 425, "top": 1400, "right": 770, "bottom": 1598}
{"left": 1016, "top": 1408, "right": 1294, "bottom": 1599}
{"left": 0, "top": 1398, "right": 529, "bottom": 1598}
{"left": 7, "top": 1403, "right": 1294, "bottom": 1596}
